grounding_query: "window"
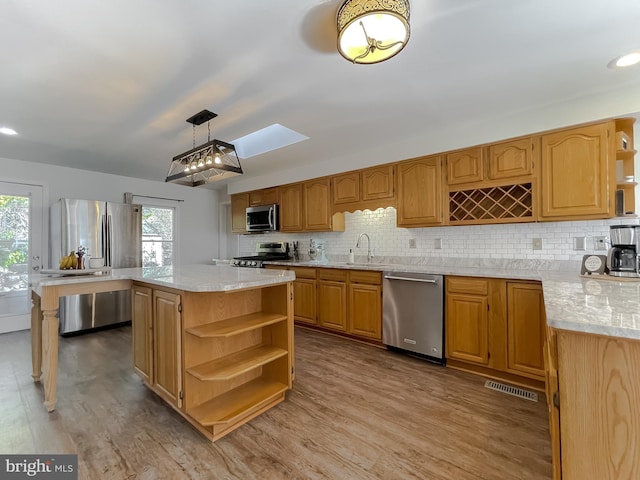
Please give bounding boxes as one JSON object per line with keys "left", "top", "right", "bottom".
{"left": 141, "top": 206, "right": 175, "bottom": 267}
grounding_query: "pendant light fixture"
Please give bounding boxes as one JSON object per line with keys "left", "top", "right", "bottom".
{"left": 337, "top": 0, "right": 410, "bottom": 64}
{"left": 165, "top": 110, "right": 243, "bottom": 187}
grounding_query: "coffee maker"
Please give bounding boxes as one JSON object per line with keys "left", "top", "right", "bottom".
{"left": 607, "top": 225, "right": 640, "bottom": 277}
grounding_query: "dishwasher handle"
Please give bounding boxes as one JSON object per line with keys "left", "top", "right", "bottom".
{"left": 384, "top": 275, "right": 438, "bottom": 284}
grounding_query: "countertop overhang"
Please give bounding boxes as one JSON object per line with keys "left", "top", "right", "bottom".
{"left": 32, "top": 264, "right": 296, "bottom": 294}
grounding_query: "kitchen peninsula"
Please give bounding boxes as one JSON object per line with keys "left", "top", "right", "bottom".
{"left": 30, "top": 264, "right": 295, "bottom": 442}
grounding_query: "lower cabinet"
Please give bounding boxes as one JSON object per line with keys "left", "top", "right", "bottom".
{"left": 131, "top": 281, "right": 293, "bottom": 442}
{"left": 317, "top": 269, "right": 348, "bottom": 332}
{"left": 445, "top": 276, "right": 545, "bottom": 387}
{"left": 266, "top": 266, "right": 382, "bottom": 342}
{"left": 153, "top": 289, "right": 183, "bottom": 409}
{"left": 132, "top": 284, "right": 153, "bottom": 383}
{"left": 291, "top": 267, "right": 317, "bottom": 325}
{"left": 348, "top": 271, "right": 382, "bottom": 340}
{"left": 546, "top": 328, "right": 640, "bottom": 479}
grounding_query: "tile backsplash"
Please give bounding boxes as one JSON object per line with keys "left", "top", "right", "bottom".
{"left": 238, "top": 207, "right": 639, "bottom": 264}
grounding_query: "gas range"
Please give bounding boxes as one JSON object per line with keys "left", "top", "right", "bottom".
{"left": 231, "top": 242, "right": 290, "bottom": 268}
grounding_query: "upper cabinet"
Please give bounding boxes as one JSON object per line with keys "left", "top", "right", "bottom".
{"left": 447, "top": 138, "right": 536, "bottom": 225}
{"left": 249, "top": 187, "right": 278, "bottom": 206}
{"left": 230, "top": 193, "right": 249, "bottom": 234}
{"left": 332, "top": 172, "right": 360, "bottom": 204}
{"left": 447, "top": 147, "right": 484, "bottom": 186}
{"left": 279, "top": 183, "right": 304, "bottom": 232}
{"left": 279, "top": 180, "right": 344, "bottom": 233}
{"left": 332, "top": 165, "right": 396, "bottom": 212}
{"left": 540, "top": 122, "right": 614, "bottom": 220}
{"left": 231, "top": 118, "right": 632, "bottom": 232}
{"left": 304, "top": 178, "right": 344, "bottom": 231}
{"left": 487, "top": 137, "right": 533, "bottom": 180}
{"left": 396, "top": 156, "right": 443, "bottom": 227}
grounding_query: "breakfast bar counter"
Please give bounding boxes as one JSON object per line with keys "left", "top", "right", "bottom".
{"left": 31, "top": 264, "right": 295, "bottom": 441}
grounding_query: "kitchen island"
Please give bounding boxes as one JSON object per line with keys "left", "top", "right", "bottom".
{"left": 31, "top": 264, "right": 295, "bottom": 442}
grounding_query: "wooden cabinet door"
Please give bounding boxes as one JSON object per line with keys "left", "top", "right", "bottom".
{"left": 446, "top": 293, "right": 489, "bottom": 365}
{"left": 303, "top": 178, "right": 332, "bottom": 231}
{"left": 506, "top": 282, "right": 545, "bottom": 378}
{"left": 132, "top": 283, "right": 152, "bottom": 384}
{"left": 397, "top": 156, "right": 443, "bottom": 226}
{"left": 348, "top": 283, "right": 381, "bottom": 340}
{"left": 153, "top": 289, "right": 182, "bottom": 409}
{"left": 249, "top": 187, "right": 278, "bottom": 206}
{"left": 332, "top": 172, "right": 360, "bottom": 204}
{"left": 447, "top": 147, "right": 484, "bottom": 185}
{"left": 488, "top": 138, "right": 532, "bottom": 180}
{"left": 317, "top": 280, "right": 347, "bottom": 331}
{"left": 362, "top": 165, "right": 394, "bottom": 200}
{"left": 540, "top": 122, "right": 613, "bottom": 218}
{"left": 280, "top": 183, "right": 304, "bottom": 232}
{"left": 231, "top": 193, "right": 249, "bottom": 234}
{"left": 293, "top": 278, "right": 317, "bottom": 325}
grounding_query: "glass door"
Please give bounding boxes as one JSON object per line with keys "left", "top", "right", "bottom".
{"left": 0, "top": 181, "right": 43, "bottom": 333}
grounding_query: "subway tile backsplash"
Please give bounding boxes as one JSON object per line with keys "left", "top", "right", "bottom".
{"left": 238, "top": 207, "right": 639, "bottom": 265}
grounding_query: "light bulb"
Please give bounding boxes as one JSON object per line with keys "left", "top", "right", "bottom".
{"left": 214, "top": 154, "right": 222, "bottom": 165}
{"left": 189, "top": 161, "right": 197, "bottom": 171}
{"left": 205, "top": 154, "right": 213, "bottom": 165}
{"left": 197, "top": 156, "right": 205, "bottom": 168}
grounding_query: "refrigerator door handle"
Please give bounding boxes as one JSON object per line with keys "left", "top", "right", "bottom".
{"left": 106, "top": 215, "right": 112, "bottom": 267}
{"left": 101, "top": 214, "right": 108, "bottom": 261}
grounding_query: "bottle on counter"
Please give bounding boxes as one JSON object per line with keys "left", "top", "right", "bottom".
{"left": 348, "top": 248, "right": 354, "bottom": 264}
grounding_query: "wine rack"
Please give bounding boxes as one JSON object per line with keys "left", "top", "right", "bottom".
{"left": 449, "top": 183, "right": 533, "bottom": 224}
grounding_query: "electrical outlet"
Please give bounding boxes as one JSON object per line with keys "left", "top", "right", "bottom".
{"left": 434, "top": 238, "right": 442, "bottom": 250}
{"left": 409, "top": 238, "right": 417, "bottom": 249}
{"left": 573, "top": 236, "right": 586, "bottom": 250}
{"left": 532, "top": 238, "right": 543, "bottom": 250}
{"left": 594, "top": 236, "right": 608, "bottom": 251}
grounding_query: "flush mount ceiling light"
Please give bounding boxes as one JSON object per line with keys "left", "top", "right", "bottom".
{"left": 607, "top": 51, "right": 640, "bottom": 68}
{"left": 166, "top": 109, "right": 243, "bottom": 187}
{"left": 337, "top": 0, "right": 410, "bottom": 64}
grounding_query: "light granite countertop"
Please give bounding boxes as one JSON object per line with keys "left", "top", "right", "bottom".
{"left": 265, "top": 259, "right": 640, "bottom": 341}
{"left": 32, "top": 264, "right": 295, "bottom": 293}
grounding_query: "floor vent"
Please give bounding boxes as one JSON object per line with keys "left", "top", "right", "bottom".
{"left": 484, "top": 380, "right": 538, "bottom": 402}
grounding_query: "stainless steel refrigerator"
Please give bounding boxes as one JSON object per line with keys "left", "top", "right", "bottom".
{"left": 50, "top": 199, "right": 142, "bottom": 335}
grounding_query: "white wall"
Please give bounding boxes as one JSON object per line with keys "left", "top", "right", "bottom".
{"left": 239, "top": 208, "right": 638, "bottom": 267}
{"left": 0, "top": 156, "right": 221, "bottom": 266}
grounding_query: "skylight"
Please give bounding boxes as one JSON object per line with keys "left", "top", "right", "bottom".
{"left": 232, "top": 124, "right": 309, "bottom": 159}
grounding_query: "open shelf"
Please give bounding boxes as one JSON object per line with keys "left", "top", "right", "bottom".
{"left": 187, "top": 378, "right": 288, "bottom": 426}
{"left": 185, "top": 312, "right": 287, "bottom": 338}
{"left": 187, "top": 345, "right": 288, "bottom": 381}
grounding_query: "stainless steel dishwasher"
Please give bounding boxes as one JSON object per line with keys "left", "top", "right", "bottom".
{"left": 382, "top": 272, "right": 444, "bottom": 364}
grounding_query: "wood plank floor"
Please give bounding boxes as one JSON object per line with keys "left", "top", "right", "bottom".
{"left": 0, "top": 326, "right": 551, "bottom": 479}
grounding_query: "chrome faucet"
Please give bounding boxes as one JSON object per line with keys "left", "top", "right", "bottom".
{"left": 356, "top": 233, "right": 374, "bottom": 263}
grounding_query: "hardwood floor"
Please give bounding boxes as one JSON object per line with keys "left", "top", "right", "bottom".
{"left": 0, "top": 326, "right": 551, "bottom": 479}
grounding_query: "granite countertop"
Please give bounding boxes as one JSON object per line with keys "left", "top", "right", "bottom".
{"left": 265, "top": 259, "right": 640, "bottom": 341}
{"left": 263, "top": 259, "right": 542, "bottom": 280}
{"left": 539, "top": 271, "right": 640, "bottom": 340}
{"left": 32, "top": 264, "right": 295, "bottom": 293}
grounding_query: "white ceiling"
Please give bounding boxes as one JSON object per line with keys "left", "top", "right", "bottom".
{"left": 1, "top": 0, "right": 640, "bottom": 194}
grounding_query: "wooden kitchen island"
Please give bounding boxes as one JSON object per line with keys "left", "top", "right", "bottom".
{"left": 541, "top": 272, "right": 640, "bottom": 480}
{"left": 31, "top": 265, "right": 295, "bottom": 442}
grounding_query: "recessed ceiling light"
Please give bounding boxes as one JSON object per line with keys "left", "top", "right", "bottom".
{"left": 0, "top": 127, "right": 17, "bottom": 135}
{"left": 608, "top": 51, "right": 640, "bottom": 69}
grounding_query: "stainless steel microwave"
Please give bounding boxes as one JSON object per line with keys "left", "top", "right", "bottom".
{"left": 246, "top": 204, "right": 279, "bottom": 232}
